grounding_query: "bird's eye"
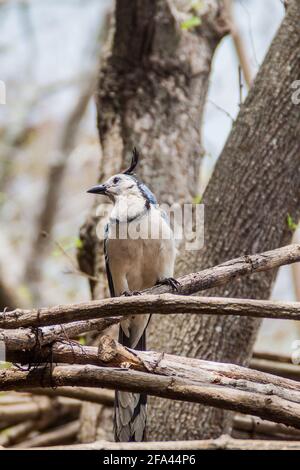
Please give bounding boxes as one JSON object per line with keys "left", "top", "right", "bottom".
{"left": 113, "top": 177, "right": 120, "bottom": 184}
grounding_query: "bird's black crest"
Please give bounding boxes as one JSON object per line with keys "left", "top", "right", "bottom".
{"left": 123, "top": 147, "right": 139, "bottom": 175}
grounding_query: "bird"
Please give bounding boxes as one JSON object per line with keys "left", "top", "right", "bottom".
{"left": 87, "top": 148, "right": 177, "bottom": 442}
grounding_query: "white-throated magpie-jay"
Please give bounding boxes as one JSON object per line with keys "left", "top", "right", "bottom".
{"left": 87, "top": 148, "right": 177, "bottom": 442}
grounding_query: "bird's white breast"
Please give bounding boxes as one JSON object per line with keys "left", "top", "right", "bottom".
{"left": 106, "top": 206, "right": 176, "bottom": 294}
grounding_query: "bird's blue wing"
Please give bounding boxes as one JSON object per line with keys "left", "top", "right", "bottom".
{"left": 104, "top": 223, "right": 115, "bottom": 297}
{"left": 137, "top": 182, "right": 157, "bottom": 205}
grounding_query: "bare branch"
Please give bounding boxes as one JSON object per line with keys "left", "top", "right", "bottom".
{"left": 224, "top": 0, "right": 253, "bottom": 87}
{"left": 27, "top": 435, "right": 300, "bottom": 451}
{"left": 13, "top": 420, "right": 80, "bottom": 449}
{"left": 0, "top": 397, "right": 53, "bottom": 426}
{"left": 0, "top": 396, "right": 80, "bottom": 426}
{"left": 0, "top": 316, "right": 121, "bottom": 349}
{"left": 233, "top": 414, "right": 300, "bottom": 440}
{"left": 250, "top": 358, "right": 300, "bottom": 382}
{"left": 0, "top": 396, "right": 80, "bottom": 448}
{"left": 0, "top": 421, "right": 37, "bottom": 448}
{"left": 2, "top": 244, "right": 300, "bottom": 328}
{"left": 24, "top": 387, "right": 114, "bottom": 407}
{"left": 3, "top": 294, "right": 300, "bottom": 331}
{"left": 2, "top": 337, "right": 300, "bottom": 429}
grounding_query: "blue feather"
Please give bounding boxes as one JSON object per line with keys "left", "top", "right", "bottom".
{"left": 136, "top": 181, "right": 157, "bottom": 205}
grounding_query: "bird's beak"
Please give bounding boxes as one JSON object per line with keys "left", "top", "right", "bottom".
{"left": 87, "top": 184, "right": 107, "bottom": 195}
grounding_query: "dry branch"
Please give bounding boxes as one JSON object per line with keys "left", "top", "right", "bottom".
{"left": 1, "top": 295, "right": 300, "bottom": 333}
{"left": 2, "top": 336, "right": 300, "bottom": 429}
{"left": 155, "top": 243, "right": 300, "bottom": 297}
{"left": 2, "top": 244, "right": 300, "bottom": 328}
{"left": 0, "top": 402, "right": 79, "bottom": 448}
{"left": 0, "top": 421, "right": 37, "bottom": 448}
{"left": 0, "top": 397, "right": 53, "bottom": 426}
{"left": 224, "top": 0, "right": 252, "bottom": 87}
{"left": 13, "top": 420, "right": 80, "bottom": 449}
{"left": 2, "top": 243, "right": 300, "bottom": 442}
{"left": 24, "top": 387, "right": 114, "bottom": 407}
{"left": 0, "top": 393, "right": 33, "bottom": 405}
{"left": 0, "top": 396, "right": 80, "bottom": 426}
{"left": 28, "top": 435, "right": 300, "bottom": 451}
{"left": 233, "top": 414, "right": 300, "bottom": 440}
{"left": 253, "top": 350, "right": 292, "bottom": 363}
{"left": 0, "top": 316, "right": 120, "bottom": 349}
{"left": 250, "top": 358, "right": 300, "bottom": 381}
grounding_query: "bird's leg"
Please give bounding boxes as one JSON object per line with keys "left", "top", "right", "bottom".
{"left": 121, "top": 290, "right": 142, "bottom": 296}
{"left": 155, "top": 277, "right": 180, "bottom": 291}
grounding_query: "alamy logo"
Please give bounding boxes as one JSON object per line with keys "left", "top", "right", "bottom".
{"left": 291, "top": 340, "right": 300, "bottom": 365}
{"left": 0, "top": 81, "right": 6, "bottom": 104}
{"left": 291, "top": 80, "right": 300, "bottom": 105}
{"left": 95, "top": 202, "right": 205, "bottom": 251}
{"left": 0, "top": 341, "right": 6, "bottom": 363}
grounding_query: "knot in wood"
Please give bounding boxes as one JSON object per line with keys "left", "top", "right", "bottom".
{"left": 98, "top": 335, "right": 117, "bottom": 363}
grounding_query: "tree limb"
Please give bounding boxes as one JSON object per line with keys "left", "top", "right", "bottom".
{"left": 13, "top": 420, "right": 80, "bottom": 449}
{"left": 24, "top": 387, "right": 114, "bottom": 407}
{"left": 2, "top": 294, "right": 300, "bottom": 341}
{"left": 0, "top": 316, "right": 121, "bottom": 348}
{"left": 0, "top": 396, "right": 79, "bottom": 426}
{"left": 250, "top": 358, "right": 300, "bottom": 382}
{"left": 27, "top": 435, "right": 300, "bottom": 450}
{"left": 233, "top": 414, "right": 300, "bottom": 440}
{"left": 2, "top": 244, "right": 300, "bottom": 328}
{"left": 2, "top": 337, "right": 300, "bottom": 429}
{"left": 148, "top": 0, "right": 300, "bottom": 439}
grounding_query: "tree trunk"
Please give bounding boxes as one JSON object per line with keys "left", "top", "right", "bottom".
{"left": 0, "top": 279, "right": 15, "bottom": 311}
{"left": 148, "top": 0, "right": 300, "bottom": 440}
{"left": 78, "top": 0, "right": 228, "bottom": 299}
{"left": 78, "top": 0, "right": 228, "bottom": 441}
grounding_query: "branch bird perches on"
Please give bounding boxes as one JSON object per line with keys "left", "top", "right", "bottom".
{"left": 1, "top": 244, "right": 300, "bottom": 436}
{"left": 1, "top": 244, "right": 300, "bottom": 328}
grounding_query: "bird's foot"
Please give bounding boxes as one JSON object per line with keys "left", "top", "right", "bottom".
{"left": 121, "top": 290, "right": 142, "bottom": 297}
{"left": 155, "top": 277, "right": 180, "bottom": 291}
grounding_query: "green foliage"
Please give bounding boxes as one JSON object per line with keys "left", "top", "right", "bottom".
{"left": 0, "top": 192, "right": 6, "bottom": 206}
{"left": 0, "top": 362, "right": 12, "bottom": 370}
{"left": 78, "top": 336, "right": 87, "bottom": 346}
{"left": 75, "top": 237, "right": 83, "bottom": 250}
{"left": 287, "top": 213, "right": 299, "bottom": 232}
{"left": 193, "top": 194, "right": 203, "bottom": 204}
{"left": 180, "top": 16, "right": 201, "bottom": 31}
{"left": 52, "top": 236, "right": 83, "bottom": 257}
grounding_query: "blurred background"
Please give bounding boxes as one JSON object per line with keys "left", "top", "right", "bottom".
{"left": 0, "top": 0, "right": 298, "bottom": 356}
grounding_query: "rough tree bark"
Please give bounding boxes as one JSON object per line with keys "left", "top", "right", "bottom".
{"left": 78, "top": 0, "right": 228, "bottom": 440}
{"left": 3, "top": 349, "right": 300, "bottom": 430}
{"left": 148, "top": 0, "right": 300, "bottom": 439}
{"left": 79, "top": 0, "right": 300, "bottom": 440}
{"left": 78, "top": 0, "right": 228, "bottom": 298}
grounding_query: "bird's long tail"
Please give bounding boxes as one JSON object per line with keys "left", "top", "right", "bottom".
{"left": 114, "top": 329, "right": 147, "bottom": 442}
